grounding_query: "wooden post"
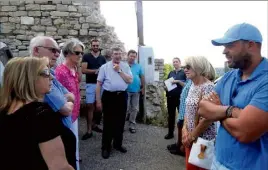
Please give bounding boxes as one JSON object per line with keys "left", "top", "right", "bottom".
{"left": 135, "top": 0, "right": 147, "bottom": 123}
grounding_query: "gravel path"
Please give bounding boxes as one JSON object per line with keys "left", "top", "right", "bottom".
{"left": 78, "top": 118, "right": 185, "bottom": 170}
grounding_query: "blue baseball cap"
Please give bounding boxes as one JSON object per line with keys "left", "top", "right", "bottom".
{"left": 211, "top": 23, "right": 263, "bottom": 46}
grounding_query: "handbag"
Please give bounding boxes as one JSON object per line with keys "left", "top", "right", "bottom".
{"left": 188, "top": 137, "right": 215, "bottom": 169}
{"left": 188, "top": 90, "right": 215, "bottom": 169}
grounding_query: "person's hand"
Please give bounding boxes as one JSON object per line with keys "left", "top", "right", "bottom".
{"left": 205, "top": 91, "right": 221, "bottom": 105}
{"left": 95, "top": 69, "right": 99, "bottom": 74}
{"left": 182, "top": 128, "right": 190, "bottom": 147}
{"left": 141, "top": 87, "right": 145, "bottom": 95}
{"left": 113, "top": 63, "right": 120, "bottom": 72}
{"left": 96, "top": 101, "right": 102, "bottom": 111}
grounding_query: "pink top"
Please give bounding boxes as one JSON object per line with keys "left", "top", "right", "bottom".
{"left": 55, "top": 64, "right": 80, "bottom": 122}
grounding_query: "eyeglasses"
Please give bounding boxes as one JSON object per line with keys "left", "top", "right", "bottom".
{"left": 184, "top": 65, "right": 191, "bottom": 70}
{"left": 37, "top": 46, "right": 60, "bottom": 54}
{"left": 92, "top": 45, "right": 99, "bottom": 47}
{"left": 39, "top": 69, "right": 51, "bottom": 78}
{"left": 73, "top": 51, "right": 84, "bottom": 56}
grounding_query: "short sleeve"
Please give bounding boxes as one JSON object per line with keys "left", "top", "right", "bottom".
{"left": 97, "top": 65, "right": 105, "bottom": 82}
{"left": 44, "top": 85, "right": 66, "bottom": 112}
{"left": 56, "top": 80, "right": 69, "bottom": 94}
{"left": 34, "top": 106, "right": 62, "bottom": 143}
{"left": 249, "top": 83, "right": 268, "bottom": 112}
{"left": 82, "top": 54, "right": 87, "bottom": 63}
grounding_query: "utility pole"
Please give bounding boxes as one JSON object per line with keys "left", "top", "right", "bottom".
{"left": 135, "top": 0, "right": 147, "bottom": 123}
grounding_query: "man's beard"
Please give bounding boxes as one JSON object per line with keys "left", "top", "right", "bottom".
{"left": 229, "top": 53, "right": 252, "bottom": 70}
{"left": 92, "top": 49, "right": 99, "bottom": 53}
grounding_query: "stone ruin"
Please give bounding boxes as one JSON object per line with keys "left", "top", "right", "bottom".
{"left": 0, "top": 0, "right": 125, "bottom": 57}
{"left": 0, "top": 0, "right": 167, "bottom": 125}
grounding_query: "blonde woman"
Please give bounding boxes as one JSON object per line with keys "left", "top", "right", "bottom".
{"left": 0, "top": 57, "right": 75, "bottom": 170}
{"left": 182, "top": 56, "right": 216, "bottom": 170}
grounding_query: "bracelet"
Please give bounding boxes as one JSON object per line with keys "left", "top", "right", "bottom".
{"left": 226, "top": 106, "right": 235, "bottom": 118}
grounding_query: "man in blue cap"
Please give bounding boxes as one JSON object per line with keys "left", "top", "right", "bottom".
{"left": 198, "top": 23, "right": 268, "bottom": 170}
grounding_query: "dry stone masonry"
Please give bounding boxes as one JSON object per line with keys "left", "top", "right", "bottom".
{"left": 0, "top": 0, "right": 125, "bottom": 57}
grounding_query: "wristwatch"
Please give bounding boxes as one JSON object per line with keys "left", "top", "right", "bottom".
{"left": 226, "top": 106, "right": 235, "bottom": 118}
{"left": 118, "top": 69, "right": 122, "bottom": 74}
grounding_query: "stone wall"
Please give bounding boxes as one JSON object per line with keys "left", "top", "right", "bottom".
{"left": 0, "top": 0, "right": 125, "bottom": 57}
{"left": 154, "top": 58, "right": 164, "bottom": 81}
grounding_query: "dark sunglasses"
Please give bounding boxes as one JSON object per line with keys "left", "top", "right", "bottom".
{"left": 92, "top": 45, "right": 99, "bottom": 47}
{"left": 39, "top": 69, "right": 51, "bottom": 78}
{"left": 183, "top": 65, "right": 191, "bottom": 70}
{"left": 37, "top": 46, "right": 60, "bottom": 54}
{"left": 73, "top": 51, "right": 84, "bottom": 56}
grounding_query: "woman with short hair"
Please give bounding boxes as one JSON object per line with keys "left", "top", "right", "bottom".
{"left": 55, "top": 38, "right": 84, "bottom": 170}
{"left": 0, "top": 57, "right": 75, "bottom": 170}
{"left": 182, "top": 56, "right": 217, "bottom": 170}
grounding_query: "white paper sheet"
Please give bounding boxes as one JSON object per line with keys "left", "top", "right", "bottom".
{"left": 164, "top": 77, "right": 177, "bottom": 91}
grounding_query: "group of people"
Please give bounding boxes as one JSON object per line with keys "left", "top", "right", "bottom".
{"left": 0, "top": 34, "right": 145, "bottom": 169}
{"left": 164, "top": 23, "right": 268, "bottom": 170}
{"left": 0, "top": 22, "right": 267, "bottom": 170}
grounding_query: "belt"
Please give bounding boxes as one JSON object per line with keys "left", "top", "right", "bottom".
{"left": 104, "top": 90, "right": 126, "bottom": 95}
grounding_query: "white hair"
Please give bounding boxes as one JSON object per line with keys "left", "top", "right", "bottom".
{"left": 29, "top": 36, "right": 58, "bottom": 56}
{"left": 62, "top": 38, "right": 85, "bottom": 56}
{"left": 184, "top": 56, "right": 212, "bottom": 77}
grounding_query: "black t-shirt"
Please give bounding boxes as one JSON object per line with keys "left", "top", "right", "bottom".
{"left": 166, "top": 69, "right": 186, "bottom": 97}
{"left": 82, "top": 53, "right": 106, "bottom": 84}
{"left": 0, "top": 102, "right": 76, "bottom": 170}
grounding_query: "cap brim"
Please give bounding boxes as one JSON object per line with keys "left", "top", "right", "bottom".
{"left": 211, "top": 37, "right": 239, "bottom": 46}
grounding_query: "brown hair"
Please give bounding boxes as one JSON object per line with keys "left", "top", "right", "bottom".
{"left": 127, "top": 50, "right": 137, "bottom": 56}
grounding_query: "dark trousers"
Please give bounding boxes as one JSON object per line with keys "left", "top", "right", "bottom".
{"left": 101, "top": 90, "right": 127, "bottom": 151}
{"left": 167, "top": 96, "right": 180, "bottom": 134}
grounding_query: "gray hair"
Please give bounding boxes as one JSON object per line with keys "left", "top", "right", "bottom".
{"left": 29, "top": 36, "right": 58, "bottom": 56}
{"left": 184, "top": 56, "right": 212, "bottom": 77}
{"left": 62, "top": 38, "right": 85, "bottom": 57}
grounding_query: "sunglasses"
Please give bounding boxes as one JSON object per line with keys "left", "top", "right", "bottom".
{"left": 92, "top": 45, "right": 99, "bottom": 47}
{"left": 37, "top": 46, "right": 60, "bottom": 54}
{"left": 183, "top": 65, "right": 191, "bottom": 70}
{"left": 39, "top": 69, "right": 51, "bottom": 78}
{"left": 73, "top": 51, "right": 84, "bottom": 56}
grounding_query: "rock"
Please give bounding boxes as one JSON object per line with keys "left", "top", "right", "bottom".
{"left": 13, "top": 39, "right": 22, "bottom": 46}
{"left": 18, "top": 46, "right": 27, "bottom": 50}
{"left": 1, "top": 6, "right": 17, "bottom": 12}
{"left": 25, "top": 4, "right": 40, "bottom": 11}
{"left": 41, "top": 5, "right": 56, "bottom": 11}
{"left": 74, "top": 24, "right": 81, "bottom": 30}
{"left": 77, "top": 6, "right": 90, "bottom": 13}
{"left": 69, "top": 30, "right": 78, "bottom": 35}
{"left": 21, "top": 16, "right": 34, "bottom": 25}
{"left": 16, "top": 35, "right": 27, "bottom": 40}
{"left": 88, "top": 31, "right": 98, "bottom": 36}
{"left": 79, "top": 17, "right": 85, "bottom": 23}
{"left": 46, "top": 26, "right": 57, "bottom": 32}
{"left": 9, "top": 17, "right": 20, "bottom": 23}
{"left": 18, "top": 7, "right": 26, "bottom": 10}
{"left": 69, "top": 12, "right": 82, "bottom": 17}
{"left": 57, "top": 29, "right": 69, "bottom": 36}
{"left": 0, "top": 1, "right": 9, "bottom": 5}
{"left": 68, "top": 5, "right": 77, "bottom": 12}
{"left": 41, "top": 18, "right": 52, "bottom": 25}
{"left": 34, "top": 18, "right": 40, "bottom": 24}
{"left": 34, "top": 0, "right": 51, "bottom": 4}
{"left": 53, "top": 18, "right": 64, "bottom": 25}
{"left": 20, "top": 25, "right": 28, "bottom": 30}
{"left": 10, "top": 1, "right": 25, "bottom": 6}
{"left": 45, "top": 32, "right": 57, "bottom": 36}
{"left": 28, "top": 11, "right": 41, "bottom": 16}
{"left": 31, "top": 25, "right": 46, "bottom": 31}
{"left": 9, "top": 11, "right": 27, "bottom": 17}
{"left": 61, "top": 0, "right": 71, "bottom": 5}
{"left": 80, "top": 29, "right": 88, "bottom": 36}
{"left": 42, "top": 12, "right": 50, "bottom": 16}
{"left": 0, "top": 12, "right": 9, "bottom": 16}
{"left": 13, "top": 30, "right": 26, "bottom": 35}
{"left": 50, "top": 11, "right": 69, "bottom": 17}
{"left": 19, "top": 50, "right": 29, "bottom": 57}
{"left": 0, "top": 17, "right": 8, "bottom": 22}
{"left": 82, "top": 23, "right": 89, "bottom": 29}
{"left": 56, "top": 4, "right": 68, "bottom": 11}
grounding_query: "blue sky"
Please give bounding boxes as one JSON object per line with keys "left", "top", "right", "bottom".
{"left": 100, "top": 1, "right": 267, "bottom": 67}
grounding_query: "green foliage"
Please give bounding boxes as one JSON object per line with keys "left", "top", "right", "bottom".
{"left": 163, "top": 63, "right": 173, "bottom": 80}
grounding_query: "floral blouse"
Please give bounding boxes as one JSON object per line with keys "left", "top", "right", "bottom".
{"left": 185, "top": 81, "right": 216, "bottom": 140}
{"left": 55, "top": 64, "right": 80, "bottom": 122}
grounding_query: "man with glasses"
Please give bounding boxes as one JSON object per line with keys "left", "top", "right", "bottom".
{"left": 81, "top": 39, "right": 106, "bottom": 140}
{"left": 30, "top": 36, "right": 75, "bottom": 130}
